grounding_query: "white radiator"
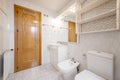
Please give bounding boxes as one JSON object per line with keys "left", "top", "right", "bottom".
{"left": 3, "top": 49, "right": 13, "bottom": 80}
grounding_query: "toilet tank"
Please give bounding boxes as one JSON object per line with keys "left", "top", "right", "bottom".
{"left": 48, "top": 44, "right": 68, "bottom": 69}
{"left": 87, "top": 51, "right": 114, "bottom": 80}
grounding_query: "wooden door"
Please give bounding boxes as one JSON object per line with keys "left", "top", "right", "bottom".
{"left": 68, "top": 21, "right": 77, "bottom": 42}
{"left": 14, "top": 5, "right": 41, "bottom": 72}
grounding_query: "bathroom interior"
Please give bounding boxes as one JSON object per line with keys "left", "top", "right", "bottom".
{"left": 0, "top": 0, "right": 120, "bottom": 80}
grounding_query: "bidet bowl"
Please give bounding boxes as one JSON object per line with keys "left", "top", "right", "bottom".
{"left": 57, "top": 59, "right": 79, "bottom": 73}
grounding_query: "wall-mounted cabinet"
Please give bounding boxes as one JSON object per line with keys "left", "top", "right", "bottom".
{"left": 68, "top": 21, "right": 77, "bottom": 42}
{"left": 76, "top": 0, "right": 120, "bottom": 34}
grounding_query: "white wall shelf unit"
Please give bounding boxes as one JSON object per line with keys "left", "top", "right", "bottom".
{"left": 79, "top": 9, "right": 116, "bottom": 24}
{"left": 79, "top": 0, "right": 109, "bottom": 14}
{"left": 78, "top": 29, "right": 120, "bottom": 34}
{"left": 76, "top": 0, "right": 120, "bottom": 34}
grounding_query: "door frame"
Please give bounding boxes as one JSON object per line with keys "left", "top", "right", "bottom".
{"left": 14, "top": 5, "right": 42, "bottom": 72}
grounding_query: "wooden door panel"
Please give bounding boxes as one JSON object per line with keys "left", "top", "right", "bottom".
{"left": 14, "top": 5, "right": 41, "bottom": 72}
{"left": 68, "top": 21, "right": 77, "bottom": 42}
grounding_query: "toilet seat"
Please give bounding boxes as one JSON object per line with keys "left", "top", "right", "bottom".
{"left": 75, "top": 70, "right": 106, "bottom": 80}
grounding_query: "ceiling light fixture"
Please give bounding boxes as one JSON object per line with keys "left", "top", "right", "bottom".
{"left": 70, "top": 6, "right": 76, "bottom": 13}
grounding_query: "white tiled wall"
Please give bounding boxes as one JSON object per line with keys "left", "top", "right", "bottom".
{"left": 0, "top": 11, "right": 4, "bottom": 55}
{"left": 42, "top": 15, "right": 68, "bottom": 64}
{"left": 0, "top": 11, "right": 4, "bottom": 77}
{"left": 0, "top": 8, "right": 10, "bottom": 78}
{"left": 0, "top": 0, "right": 14, "bottom": 79}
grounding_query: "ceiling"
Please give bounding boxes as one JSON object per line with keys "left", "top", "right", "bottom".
{"left": 26, "top": 0, "right": 73, "bottom": 13}
{"left": 24, "top": 0, "right": 79, "bottom": 21}
{"left": 56, "top": 3, "right": 76, "bottom": 22}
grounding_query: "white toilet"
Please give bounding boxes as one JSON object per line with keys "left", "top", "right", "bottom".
{"left": 75, "top": 51, "right": 114, "bottom": 80}
{"left": 48, "top": 43, "right": 79, "bottom": 80}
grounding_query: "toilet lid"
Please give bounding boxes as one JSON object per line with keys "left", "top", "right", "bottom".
{"left": 75, "top": 70, "right": 106, "bottom": 80}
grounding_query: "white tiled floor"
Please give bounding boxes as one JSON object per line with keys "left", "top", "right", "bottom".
{"left": 7, "top": 64, "right": 63, "bottom": 80}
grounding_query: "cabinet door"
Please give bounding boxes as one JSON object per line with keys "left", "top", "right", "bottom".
{"left": 68, "top": 21, "right": 77, "bottom": 42}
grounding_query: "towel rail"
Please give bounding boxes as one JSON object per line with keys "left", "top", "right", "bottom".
{"left": 3, "top": 49, "right": 14, "bottom": 54}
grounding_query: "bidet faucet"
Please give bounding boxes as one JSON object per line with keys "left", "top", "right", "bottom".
{"left": 71, "top": 58, "right": 76, "bottom": 63}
